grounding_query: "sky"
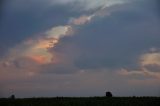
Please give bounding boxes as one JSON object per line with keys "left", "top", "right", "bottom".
{"left": 0, "top": 0, "right": 160, "bottom": 98}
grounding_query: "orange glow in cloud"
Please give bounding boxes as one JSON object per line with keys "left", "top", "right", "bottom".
{"left": 24, "top": 26, "right": 72, "bottom": 64}
{"left": 2, "top": 26, "right": 73, "bottom": 66}
{"left": 34, "top": 38, "right": 59, "bottom": 49}
{"left": 29, "top": 55, "right": 49, "bottom": 64}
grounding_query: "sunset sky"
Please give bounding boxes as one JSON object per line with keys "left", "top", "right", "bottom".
{"left": 0, "top": 0, "right": 160, "bottom": 97}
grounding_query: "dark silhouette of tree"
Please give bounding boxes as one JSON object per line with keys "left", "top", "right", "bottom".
{"left": 10, "top": 95, "right": 15, "bottom": 100}
{"left": 106, "top": 91, "right": 113, "bottom": 97}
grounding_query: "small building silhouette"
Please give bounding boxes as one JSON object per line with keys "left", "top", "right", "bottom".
{"left": 105, "top": 91, "right": 112, "bottom": 97}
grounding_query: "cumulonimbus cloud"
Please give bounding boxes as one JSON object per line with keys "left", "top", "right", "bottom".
{"left": 0, "top": 0, "right": 130, "bottom": 76}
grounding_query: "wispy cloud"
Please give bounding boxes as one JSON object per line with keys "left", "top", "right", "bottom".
{"left": 50, "top": 0, "right": 128, "bottom": 11}
{"left": 69, "top": 15, "right": 95, "bottom": 25}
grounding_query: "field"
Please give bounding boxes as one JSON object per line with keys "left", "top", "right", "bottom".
{"left": 0, "top": 97, "right": 160, "bottom": 106}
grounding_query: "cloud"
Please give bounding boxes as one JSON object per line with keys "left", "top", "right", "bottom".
{"left": 46, "top": 26, "right": 73, "bottom": 39}
{"left": 1, "top": 0, "right": 160, "bottom": 97}
{"left": 119, "top": 68, "right": 160, "bottom": 79}
{"left": 140, "top": 51, "right": 160, "bottom": 66}
{"left": 69, "top": 15, "right": 95, "bottom": 25}
{"left": 50, "top": 0, "right": 128, "bottom": 11}
{"left": 0, "top": 0, "right": 77, "bottom": 59}
{"left": 119, "top": 49, "right": 160, "bottom": 79}
{"left": 0, "top": 0, "right": 129, "bottom": 70}
{"left": 53, "top": 6, "right": 160, "bottom": 81}
{"left": 1, "top": 25, "right": 73, "bottom": 66}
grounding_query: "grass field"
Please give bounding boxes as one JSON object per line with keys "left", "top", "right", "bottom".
{"left": 0, "top": 97, "right": 160, "bottom": 106}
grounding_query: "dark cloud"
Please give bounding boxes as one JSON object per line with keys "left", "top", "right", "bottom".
{"left": 54, "top": 0, "right": 160, "bottom": 70}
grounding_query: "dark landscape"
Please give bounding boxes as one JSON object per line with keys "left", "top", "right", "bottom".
{"left": 1, "top": 97, "right": 160, "bottom": 106}
{"left": 0, "top": 1, "right": 160, "bottom": 106}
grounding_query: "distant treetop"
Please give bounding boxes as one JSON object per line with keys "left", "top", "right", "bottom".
{"left": 106, "top": 91, "right": 113, "bottom": 97}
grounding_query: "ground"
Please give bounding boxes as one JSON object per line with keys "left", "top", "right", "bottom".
{"left": 0, "top": 97, "right": 160, "bottom": 106}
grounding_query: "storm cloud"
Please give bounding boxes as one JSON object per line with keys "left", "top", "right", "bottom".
{"left": 0, "top": 0, "right": 160, "bottom": 97}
